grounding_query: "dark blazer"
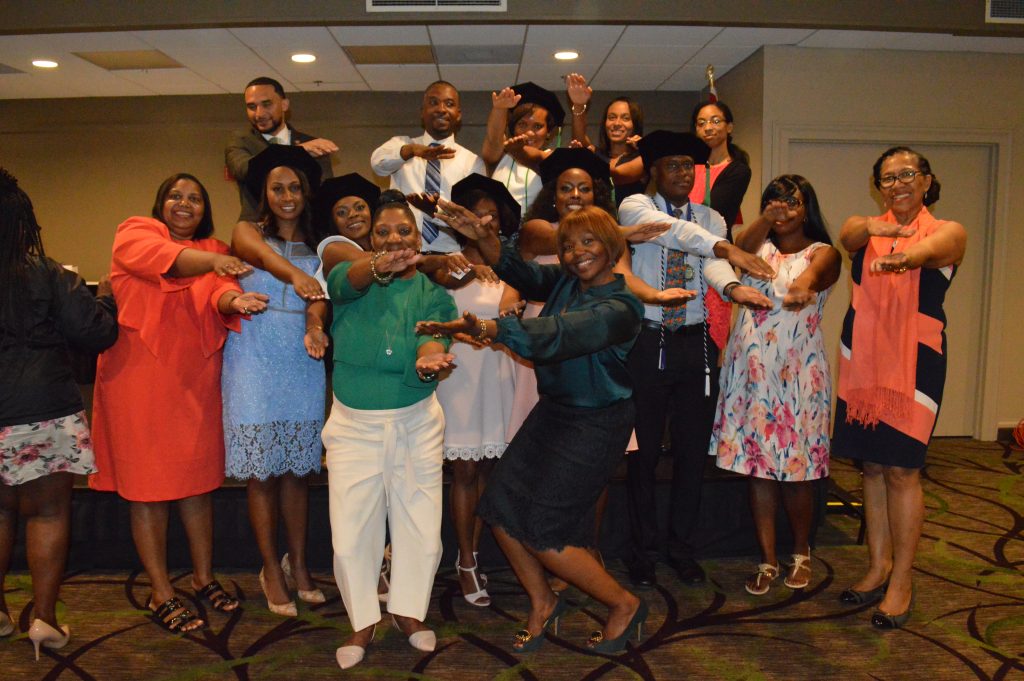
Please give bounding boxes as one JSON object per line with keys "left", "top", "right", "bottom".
{"left": 224, "top": 126, "right": 334, "bottom": 221}
{"left": 707, "top": 159, "right": 751, "bottom": 241}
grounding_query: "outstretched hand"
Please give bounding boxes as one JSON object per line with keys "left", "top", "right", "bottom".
{"left": 292, "top": 272, "right": 327, "bottom": 301}
{"left": 433, "top": 198, "right": 494, "bottom": 241}
{"left": 416, "top": 311, "right": 481, "bottom": 339}
{"left": 654, "top": 288, "right": 698, "bottom": 306}
{"left": 212, "top": 254, "right": 253, "bottom": 277}
{"left": 867, "top": 218, "right": 917, "bottom": 239}
{"left": 622, "top": 221, "right": 671, "bottom": 243}
{"left": 761, "top": 199, "right": 797, "bottom": 225}
{"left": 304, "top": 327, "right": 329, "bottom": 359}
{"left": 415, "top": 352, "right": 456, "bottom": 380}
{"left": 375, "top": 248, "right": 422, "bottom": 274}
{"left": 869, "top": 252, "right": 914, "bottom": 274}
{"left": 729, "top": 285, "right": 773, "bottom": 310}
{"left": 565, "top": 72, "right": 592, "bottom": 106}
{"left": 231, "top": 291, "right": 270, "bottom": 316}
{"left": 406, "top": 192, "right": 439, "bottom": 216}
{"left": 723, "top": 245, "right": 776, "bottom": 281}
{"left": 782, "top": 284, "right": 816, "bottom": 311}
{"left": 492, "top": 87, "right": 521, "bottom": 110}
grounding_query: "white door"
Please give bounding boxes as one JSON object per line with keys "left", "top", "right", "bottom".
{"left": 784, "top": 141, "right": 989, "bottom": 437}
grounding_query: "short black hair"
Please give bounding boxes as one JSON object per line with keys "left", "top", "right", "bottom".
{"left": 872, "top": 146, "right": 942, "bottom": 207}
{"left": 151, "top": 173, "right": 215, "bottom": 240}
{"left": 245, "top": 76, "right": 286, "bottom": 99}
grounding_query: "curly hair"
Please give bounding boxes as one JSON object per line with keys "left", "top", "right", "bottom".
{"left": 0, "top": 167, "right": 46, "bottom": 335}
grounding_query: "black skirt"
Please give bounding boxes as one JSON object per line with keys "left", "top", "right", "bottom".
{"left": 478, "top": 396, "right": 634, "bottom": 551}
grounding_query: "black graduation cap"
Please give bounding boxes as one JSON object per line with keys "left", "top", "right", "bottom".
{"left": 511, "top": 81, "right": 566, "bottom": 129}
{"left": 451, "top": 173, "right": 521, "bottom": 237}
{"left": 539, "top": 148, "right": 611, "bottom": 186}
{"left": 315, "top": 173, "right": 381, "bottom": 218}
{"left": 637, "top": 130, "right": 710, "bottom": 169}
{"left": 244, "top": 144, "right": 324, "bottom": 201}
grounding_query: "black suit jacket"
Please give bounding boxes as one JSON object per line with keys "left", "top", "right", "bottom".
{"left": 224, "top": 126, "right": 334, "bottom": 221}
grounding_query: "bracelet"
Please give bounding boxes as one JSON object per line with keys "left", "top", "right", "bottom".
{"left": 306, "top": 324, "right": 323, "bottom": 332}
{"left": 571, "top": 103, "right": 588, "bottom": 116}
{"left": 476, "top": 318, "right": 488, "bottom": 338}
{"left": 418, "top": 370, "right": 438, "bottom": 383}
{"left": 369, "top": 250, "right": 395, "bottom": 286}
{"left": 723, "top": 282, "right": 740, "bottom": 301}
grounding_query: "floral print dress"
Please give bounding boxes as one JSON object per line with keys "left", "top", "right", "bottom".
{"left": 709, "top": 241, "right": 832, "bottom": 481}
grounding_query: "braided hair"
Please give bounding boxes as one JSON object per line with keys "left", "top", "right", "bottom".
{"left": 0, "top": 168, "right": 46, "bottom": 337}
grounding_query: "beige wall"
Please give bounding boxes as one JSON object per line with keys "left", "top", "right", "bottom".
{"left": 751, "top": 46, "right": 1024, "bottom": 436}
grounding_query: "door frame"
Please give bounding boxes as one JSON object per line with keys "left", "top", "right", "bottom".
{"left": 770, "top": 124, "right": 1012, "bottom": 440}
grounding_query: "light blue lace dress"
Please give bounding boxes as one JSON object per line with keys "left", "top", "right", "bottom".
{"left": 223, "top": 238, "right": 325, "bottom": 480}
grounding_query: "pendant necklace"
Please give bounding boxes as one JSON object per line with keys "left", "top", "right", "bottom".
{"left": 384, "top": 329, "right": 394, "bottom": 356}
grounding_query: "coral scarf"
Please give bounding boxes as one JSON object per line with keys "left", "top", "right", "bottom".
{"left": 845, "top": 206, "right": 943, "bottom": 427}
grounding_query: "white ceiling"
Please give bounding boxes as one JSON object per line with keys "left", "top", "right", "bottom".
{"left": 2, "top": 24, "right": 1023, "bottom": 98}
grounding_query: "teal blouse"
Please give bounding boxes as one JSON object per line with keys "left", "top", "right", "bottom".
{"left": 494, "top": 243, "right": 642, "bottom": 409}
{"left": 327, "top": 263, "right": 457, "bottom": 410}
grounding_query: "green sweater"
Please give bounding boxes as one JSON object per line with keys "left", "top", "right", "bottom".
{"left": 327, "top": 263, "right": 457, "bottom": 410}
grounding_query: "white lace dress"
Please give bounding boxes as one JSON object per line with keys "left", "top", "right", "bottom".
{"left": 436, "top": 278, "right": 516, "bottom": 461}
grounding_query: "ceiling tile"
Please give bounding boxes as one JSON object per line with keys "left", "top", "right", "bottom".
{"left": 602, "top": 43, "right": 703, "bottom": 65}
{"left": 357, "top": 63, "right": 440, "bottom": 91}
{"left": 230, "top": 27, "right": 362, "bottom": 87}
{"left": 438, "top": 64, "right": 519, "bottom": 90}
{"left": 590, "top": 63, "right": 681, "bottom": 90}
{"left": 329, "top": 25, "right": 430, "bottom": 46}
{"left": 657, "top": 65, "right": 713, "bottom": 91}
{"left": 686, "top": 45, "right": 759, "bottom": 68}
{"left": 289, "top": 80, "right": 370, "bottom": 92}
{"left": 524, "top": 25, "right": 625, "bottom": 46}
{"left": 515, "top": 63, "right": 600, "bottom": 92}
{"left": 429, "top": 24, "right": 526, "bottom": 46}
{"left": 950, "top": 36, "right": 1024, "bottom": 53}
{"left": 134, "top": 29, "right": 284, "bottom": 93}
{"left": 112, "top": 68, "right": 225, "bottom": 95}
{"left": 433, "top": 44, "right": 521, "bottom": 65}
{"left": 617, "top": 26, "right": 721, "bottom": 46}
{"left": 521, "top": 44, "right": 614, "bottom": 65}
{"left": 134, "top": 28, "right": 245, "bottom": 50}
{"left": 709, "top": 27, "right": 815, "bottom": 47}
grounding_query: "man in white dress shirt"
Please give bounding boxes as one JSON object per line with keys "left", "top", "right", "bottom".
{"left": 370, "top": 81, "right": 484, "bottom": 253}
{"left": 618, "top": 130, "right": 773, "bottom": 588}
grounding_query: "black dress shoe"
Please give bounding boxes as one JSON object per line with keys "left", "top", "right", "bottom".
{"left": 626, "top": 558, "right": 657, "bottom": 587}
{"left": 672, "top": 556, "right": 706, "bottom": 585}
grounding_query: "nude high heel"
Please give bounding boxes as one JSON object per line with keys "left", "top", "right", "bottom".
{"left": 28, "top": 619, "right": 69, "bottom": 661}
{"left": 336, "top": 624, "right": 376, "bottom": 670}
{"left": 392, "top": 615, "right": 436, "bottom": 652}
{"left": 259, "top": 568, "right": 298, "bottom": 617}
{"left": 281, "top": 553, "right": 326, "bottom": 604}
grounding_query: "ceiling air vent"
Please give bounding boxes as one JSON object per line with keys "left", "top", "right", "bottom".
{"left": 987, "top": 0, "right": 1024, "bottom": 23}
{"left": 367, "top": 0, "right": 506, "bottom": 12}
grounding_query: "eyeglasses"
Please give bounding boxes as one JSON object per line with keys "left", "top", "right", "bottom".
{"left": 878, "top": 169, "right": 926, "bottom": 188}
{"left": 779, "top": 196, "right": 803, "bottom": 208}
{"left": 695, "top": 116, "right": 725, "bottom": 127}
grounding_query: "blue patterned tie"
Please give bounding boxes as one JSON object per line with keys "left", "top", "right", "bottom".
{"left": 421, "top": 143, "right": 443, "bottom": 243}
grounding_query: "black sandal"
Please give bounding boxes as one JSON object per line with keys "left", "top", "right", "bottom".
{"left": 195, "top": 580, "right": 239, "bottom": 612}
{"left": 150, "top": 597, "right": 206, "bottom": 633}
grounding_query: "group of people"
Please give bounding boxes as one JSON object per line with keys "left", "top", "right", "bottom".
{"left": 0, "top": 71, "right": 965, "bottom": 668}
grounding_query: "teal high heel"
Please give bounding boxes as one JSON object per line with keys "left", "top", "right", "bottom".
{"left": 512, "top": 595, "right": 568, "bottom": 653}
{"left": 586, "top": 599, "right": 648, "bottom": 655}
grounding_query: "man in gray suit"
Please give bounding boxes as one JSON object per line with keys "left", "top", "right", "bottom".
{"left": 225, "top": 76, "right": 337, "bottom": 220}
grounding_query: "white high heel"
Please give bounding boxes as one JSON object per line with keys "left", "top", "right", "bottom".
{"left": 281, "top": 553, "right": 326, "bottom": 604}
{"left": 28, "top": 619, "right": 69, "bottom": 661}
{"left": 336, "top": 624, "right": 376, "bottom": 670}
{"left": 0, "top": 611, "right": 13, "bottom": 637}
{"left": 455, "top": 551, "right": 491, "bottom": 607}
{"left": 259, "top": 568, "right": 298, "bottom": 617}
{"left": 392, "top": 615, "right": 436, "bottom": 652}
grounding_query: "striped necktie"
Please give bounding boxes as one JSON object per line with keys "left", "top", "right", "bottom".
{"left": 421, "top": 143, "right": 443, "bottom": 243}
{"left": 662, "top": 207, "right": 690, "bottom": 330}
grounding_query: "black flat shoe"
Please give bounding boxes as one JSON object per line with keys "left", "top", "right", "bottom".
{"left": 871, "top": 589, "right": 914, "bottom": 630}
{"left": 839, "top": 582, "right": 887, "bottom": 605}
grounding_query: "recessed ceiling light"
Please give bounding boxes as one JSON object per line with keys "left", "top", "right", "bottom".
{"left": 32, "top": 59, "right": 59, "bottom": 68}
{"left": 554, "top": 50, "right": 579, "bottom": 61}
{"left": 291, "top": 53, "right": 316, "bottom": 63}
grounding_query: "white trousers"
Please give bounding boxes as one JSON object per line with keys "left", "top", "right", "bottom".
{"left": 323, "top": 394, "right": 444, "bottom": 631}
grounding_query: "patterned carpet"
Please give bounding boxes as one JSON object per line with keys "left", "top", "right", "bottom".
{"left": 1, "top": 438, "right": 1021, "bottom": 680}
